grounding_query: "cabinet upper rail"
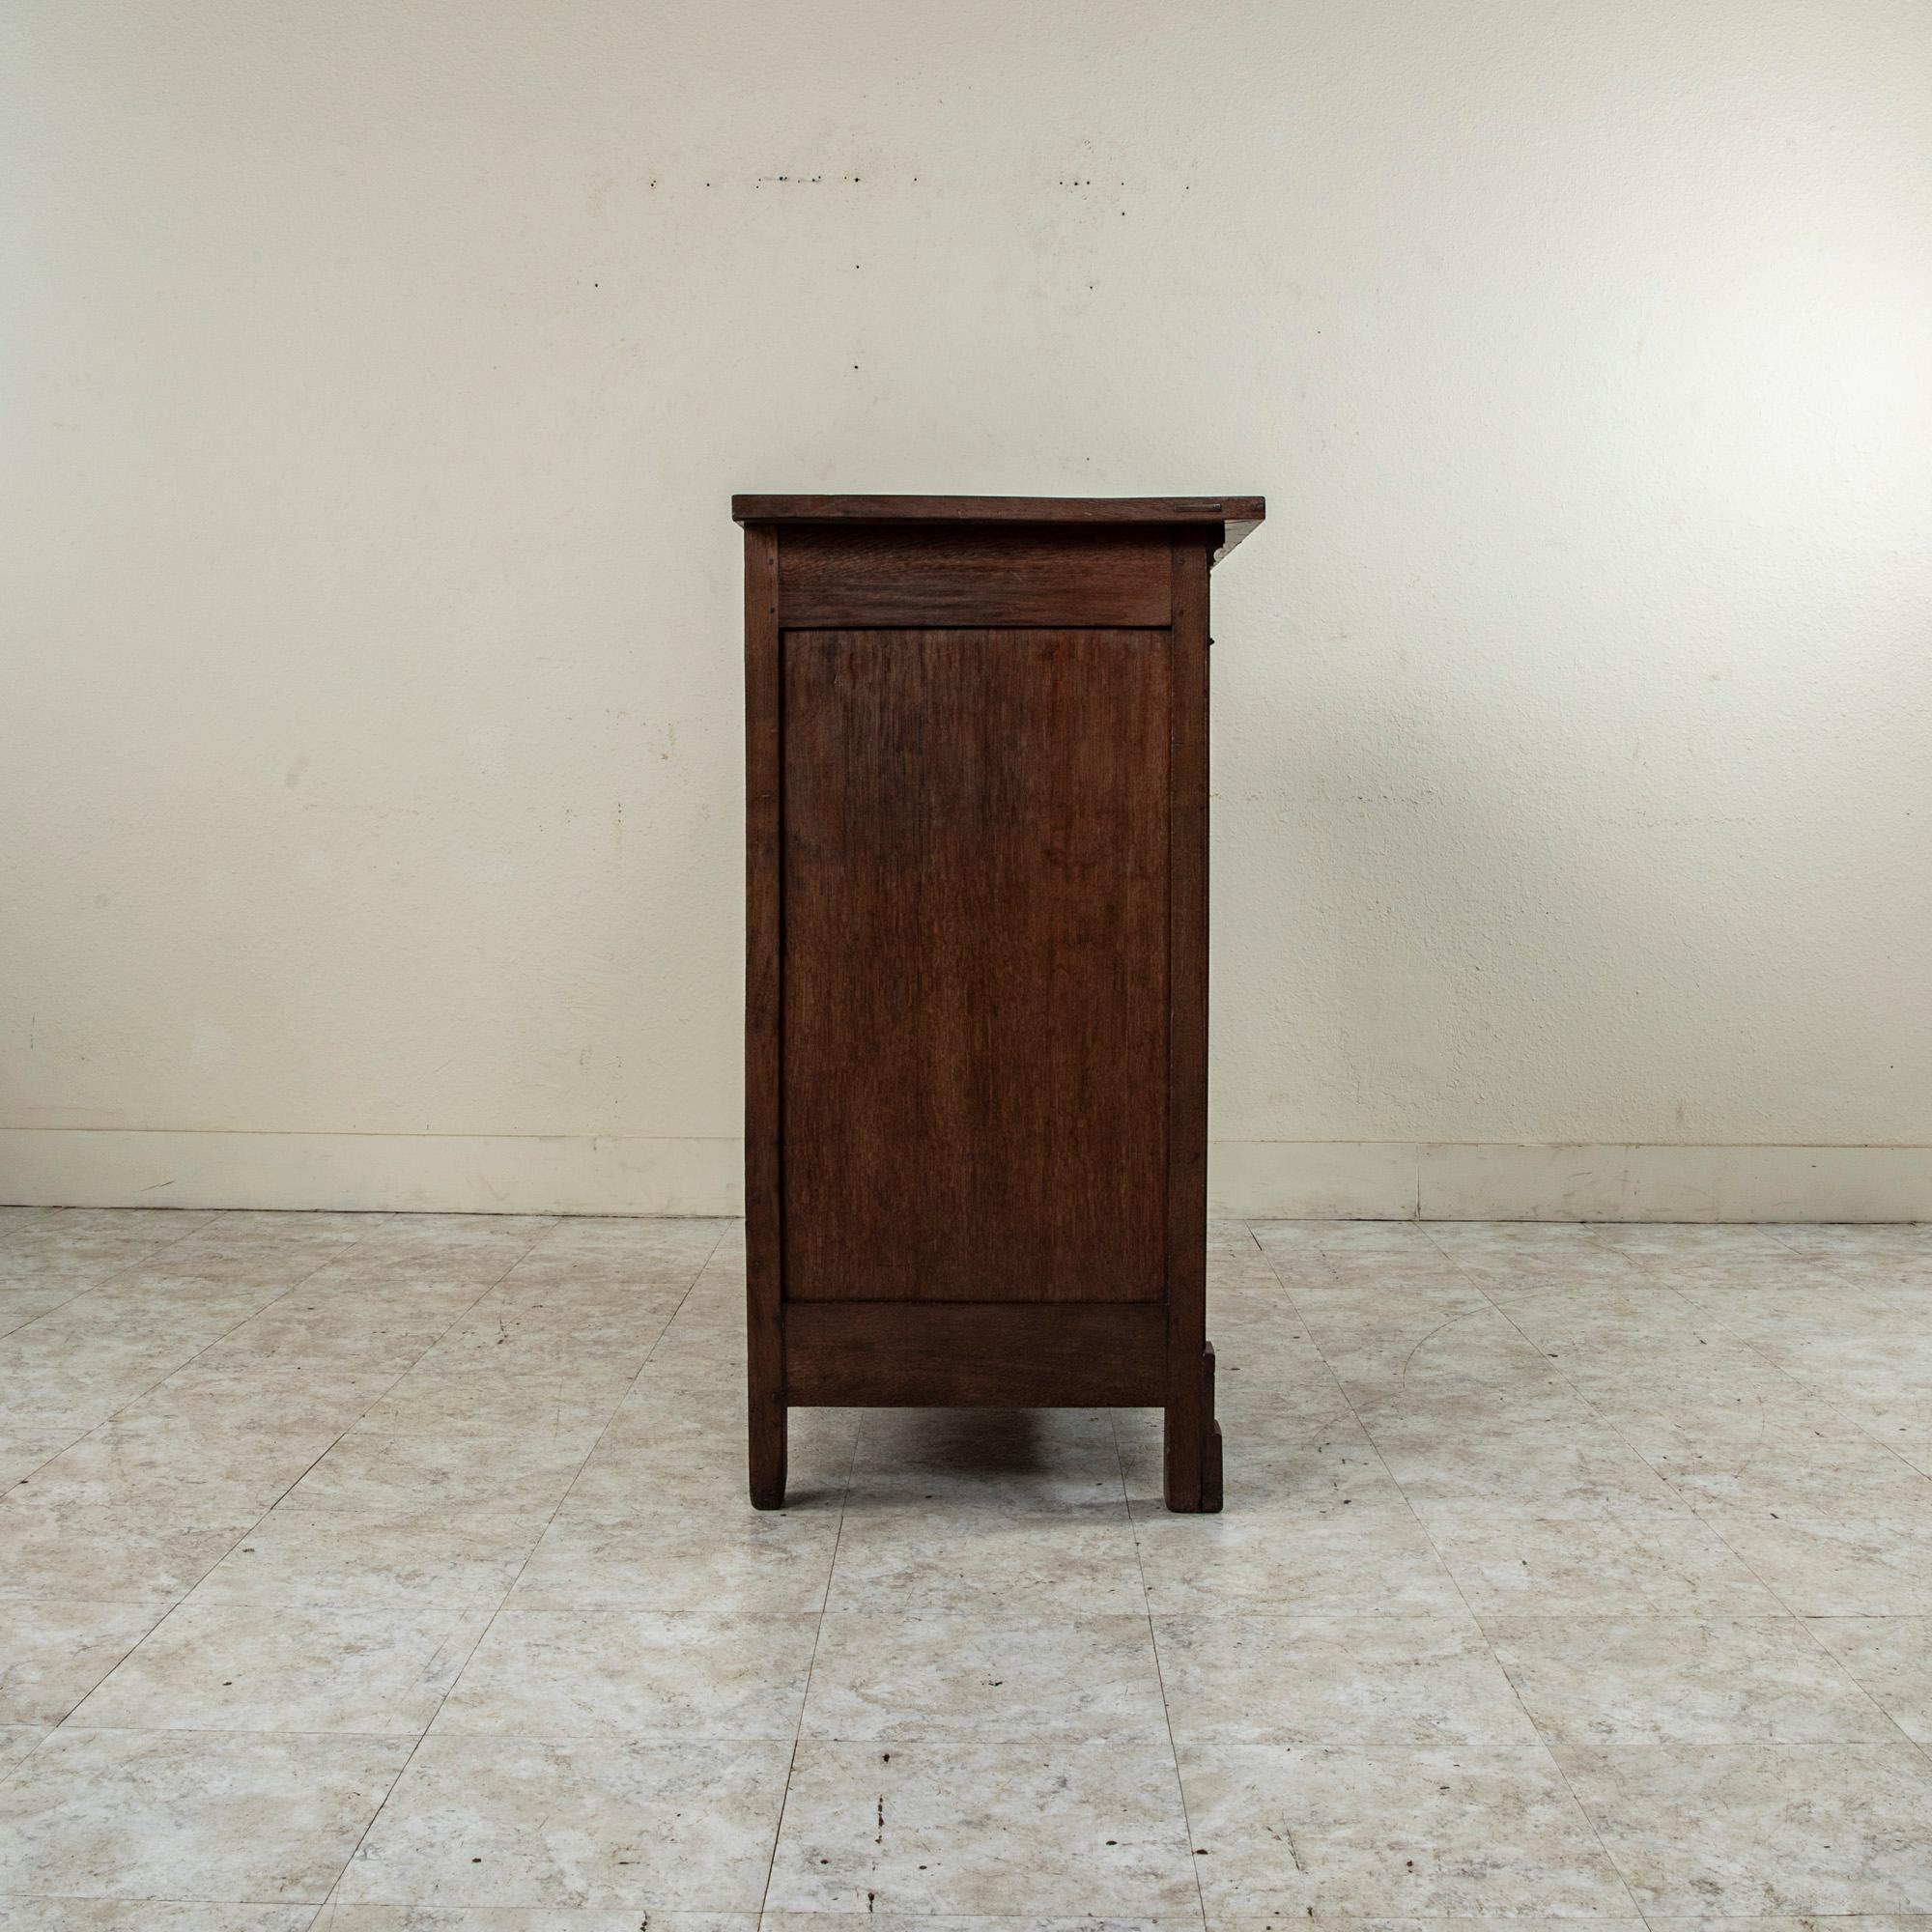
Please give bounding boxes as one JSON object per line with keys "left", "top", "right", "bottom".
{"left": 731, "top": 494, "right": 1264, "bottom": 560}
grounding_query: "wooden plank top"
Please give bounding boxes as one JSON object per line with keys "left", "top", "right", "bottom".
{"left": 731, "top": 494, "right": 1265, "bottom": 561}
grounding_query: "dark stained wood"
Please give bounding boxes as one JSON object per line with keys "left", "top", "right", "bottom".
{"left": 778, "top": 525, "right": 1171, "bottom": 629}
{"left": 739, "top": 494, "right": 1263, "bottom": 1512}
{"left": 1162, "top": 535, "right": 1218, "bottom": 1511}
{"left": 781, "top": 626, "right": 1168, "bottom": 1303}
{"left": 786, "top": 1302, "right": 1165, "bottom": 1406}
{"left": 742, "top": 522, "right": 786, "bottom": 1508}
{"left": 734, "top": 493, "right": 1265, "bottom": 560}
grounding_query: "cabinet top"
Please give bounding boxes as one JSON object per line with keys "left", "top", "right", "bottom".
{"left": 731, "top": 493, "right": 1264, "bottom": 560}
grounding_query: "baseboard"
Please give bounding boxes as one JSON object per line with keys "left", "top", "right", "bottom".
{"left": 1213, "top": 1140, "right": 1932, "bottom": 1221}
{"left": 2, "top": 1129, "right": 1927, "bottom": 1221}
{"left": 0, "top": 1129, "right": 742, "bottom": 1216}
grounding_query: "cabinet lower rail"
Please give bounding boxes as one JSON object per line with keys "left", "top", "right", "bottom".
{"left": 781, "top": 1300, "right": 1167, "bottom": 1406}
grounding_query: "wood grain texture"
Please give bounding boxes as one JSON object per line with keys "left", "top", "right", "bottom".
{"left": 1162, "top": 535, "right": 1216, "bottom": 1512}
{"left": 785, "top": 1301, "right": 1165, "bottom": 1406}
{"left": 778, "top": 524, "right": 1171, "bottom": 629}
{"left": 741, "top": 497, "right": 1258, "bottom": 1509}
{"left": 742, "top": 523, "right": 786, "bottom": 1507}
{"left": 781, "top": 626, "right": 1169, "bottom": 1304}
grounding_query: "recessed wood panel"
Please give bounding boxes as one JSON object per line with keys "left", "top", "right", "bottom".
{"left": 778, "top": 525, "right": 1171, "bottom": 628}
{"left": 781, "top": 626, "right": 1170, "bottom": 1303}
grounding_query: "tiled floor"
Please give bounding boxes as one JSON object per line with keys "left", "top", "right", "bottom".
{"left": 1, "top": 1209, "right": 1930, "bottom": 1926}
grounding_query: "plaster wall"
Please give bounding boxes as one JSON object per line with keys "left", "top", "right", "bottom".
{"left": 4, "top": 0, "right": 1928, "bottom": 1216}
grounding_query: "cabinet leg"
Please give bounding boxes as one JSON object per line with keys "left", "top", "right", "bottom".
{"left": 1163, "top": 1341, "right": 1223, "bottom": 1514}
{"left": 749, "top": 1391, "right": 787, "bottom": 1509}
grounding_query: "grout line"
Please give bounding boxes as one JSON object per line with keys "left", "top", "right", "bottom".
{"left": 0, "top": 1218, "right": 557, "bottom": 1797}
{"left": 1112, "top": 1406, "right": 1213, "bottom": 1932}
{"left": 303, "top": 1215, "right": 728, "bottom": 1918}
{"left": 1550, "top": 1236, "right": 1932, "bottom": 1771}
{"left": 1416, "top": 1225, "right": 1932, "bottom": 1773}
{"left": 1245, "top": 1220, "right": 1658, "bottom": 1930}
{"left": 757, "top": 1398, "right": 865, "bottom": 1917}
{"left": 46, "top": 1217, "right": 560, "bottom": 1663}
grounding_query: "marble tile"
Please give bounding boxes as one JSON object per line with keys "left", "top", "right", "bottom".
{"left": 633, "top": 1319, "right": 747, "bottom": 1391}
{"left": 1209, "top": 1215, "right": 1280, "bottom": 1266}
{"left": 1555, "top": 1740, "right": 1932, "bottom": 1913}
{"left": 570, "top": 1399, "right": 856, "bottom": 1513}
{"left": 0, "top": 1212, "right": 211, "bottom": 1278}
{"left": 0, "top": 1331, "right": 208, "bottom": 1429}
{"left": 350, "top": 1371, "right": 621, "bottom": 1446}
{"left": 1496, "top": 1279, "right": 1732, "bottom": 1353}
{"left": 1836, "top": 1395, "right": 1932, "bottom": 1478}
{"left": 1485, "top": 1613, "right": 1895, "bottom": 1744}
{"left": 1803, "top": 1616, "right": 1932, "bottom": 1741}
{"left": 516, "top": 1214, "right": 724, "bottom": 1271}
{"left": 1634, "top": 1396, "right": 1932, "bottom": 1519}
{"left": 1687, "top": 1283, "right": 1932, "bottom": 1347}
{"left": 193, "top": 1505, "right": 550, "bottom": 1609}
{"left": 765, "top": 1737, "right": 1199, "bottom": 1915}
{"left": 1154, "top": 1614, "right": 1539, "bottom": 1747}
{"left": 0, "top": 1904, "right": 319, "bottom": 1929}
{"left": 188, "top": 1303, "right": 451, "bottom": 1379}
{"left": 827, "top": 1503, "right": 1146, "bottom": 1616}
{"left": 0, "top": 1430, "right": 83, "bottom": 1493}
{"left": 107, "top": 1381, "right": 362, "bottom": 1454}
{"left": 0, "top": 1283, "right": 84, "bottom": 1339}
{"left": 762, "top": 1920, "right": 1196, "bottom": 1932}
{"left": 308, "top": 1911, "right": 755, "bottom": 1931}
{"left": 0, "top": 1497, "right": 252, "bottom": 1603}
{"left": 150, "top": 1355, "right": 400, "bottom": 1419}
{"left": 1314, "top": 1307, "right": 1561, "bottom": 1406}
{"left": 1417, "top": 1504, "right": 1786, "bottom": 1615}
{"left": 1426, "top": 1223, "right": 1651, "bottom": 1291}
{"left": 1772, "top": 1221, "right": 1932, "bottom": 1259}
{"left": 0, "top": 1727, "right": 411, "bottom": 1903}
{"left": 14, "top": 1392, "right": 350, "bottom": 1506}
{"left": 347, "top": 1214, "right": 558, "bottom": 1263}
{"left": 437, "top": 1290, "right": 681, "bottom": 1364}
{"left": 284, "top": 1426, "right": 591, "bottom": 1517}
{"left": 1179, "top": 1743, "right": 1634, "bottom": 1918}
{"left": 71, "top": 1600, "right": 490, "bottom": 1733}
{"left": 1132, "top": 1505, "right": 1463, "bottom": 1617}
{"left": 1601, "top": 1225, "right": 1827, "bottom": 1285}
{"left": 11, "top": 1430, "right": 304, "bottom": 1518}
{"left": 1255, "top": 1222, "right": 1468, "bottom": 1290}
{"left": 467, "top": 1271, "right": 687, "bottom": 1321}
{"left": 1358, "top": 1383, "right": 1684, "bottom": 1516}
{"left": 507, "top": 1500, "right": 839, "bottom": 1614}
{"left": 1208, "top": 1918, "right": 1648, "bottom": 1932}
{"left": 334, "top": 1735, "right": 789, "bottom": 1911}
{"left": 1121, "top": 1400, "right": 1405, "bottom": 1517}
{"left": 846, "top": 1407, "right": 1125, "bottom": 1508}
{"left": 803, "top": 1612, "right": 1168, "bottom": 1742}
{"left": 1770, "top": 1332, "right": 1932, "bottom": 1406}
{"left": 0, "top": 1600, "right": 165, "bottom": 1724}
{"left": 13, "top": 1209, "right": 1932, "bottom": 1924}
{"left": 432, "top": 1609, "right": 817, "bottom": 1740}
{"left": 1701, "top": 1512, "right": 1932, "bottom": 1615}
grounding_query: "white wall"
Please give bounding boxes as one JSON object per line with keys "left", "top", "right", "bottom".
{"left": 4, "top": 0, "right": 1929, "bottom": 1219}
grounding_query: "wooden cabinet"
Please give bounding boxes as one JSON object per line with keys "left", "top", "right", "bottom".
{"left": 736, "top": 494, "right": 1264, "bottom": 1512}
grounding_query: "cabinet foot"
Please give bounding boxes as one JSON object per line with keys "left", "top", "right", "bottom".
{"left": 749, "top": 1397, "right": 787, "bottom": 1509}
{"left": 1162, "top": 1341, "right": 1223, "bottom": 1513}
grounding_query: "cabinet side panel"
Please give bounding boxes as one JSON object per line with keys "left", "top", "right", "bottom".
{"left": 744, "top": 526, "right": 786, "bottom": 1456}
{"left": 781, "top": 626, "right": 1169, "bottom": 1303}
